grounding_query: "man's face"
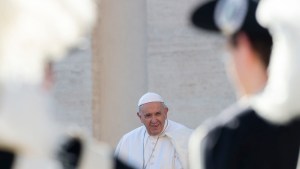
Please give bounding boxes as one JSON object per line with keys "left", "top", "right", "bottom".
{"left": 226, "top": 43, "right": 244, "bottom": 95}
{"left": 137, "top": 102, "right": 168, "bottom": 136}
{"left": 225, "top": 33, "right": 252, "bottom": 97}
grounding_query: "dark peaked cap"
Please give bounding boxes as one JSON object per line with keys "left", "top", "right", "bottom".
{"left": 190, "top": 0, "right": 269, "bottom": 36}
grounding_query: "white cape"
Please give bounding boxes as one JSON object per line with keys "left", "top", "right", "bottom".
{"left": 115, "top": 120, "right": 193, "bottom": 169}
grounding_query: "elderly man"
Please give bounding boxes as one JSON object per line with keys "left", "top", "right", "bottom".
{"left": 115, "top": 92, "right": 193, "bottom": 169}
{"left": 189, "top": 0, "right": 300, "bottom": 169}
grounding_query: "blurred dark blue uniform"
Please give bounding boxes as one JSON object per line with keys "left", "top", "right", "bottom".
{"left": 200, "top": 104, "right": 300, "bottom": 169}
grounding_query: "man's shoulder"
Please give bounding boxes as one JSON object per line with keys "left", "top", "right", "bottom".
{"left": 202, "top": 103, "right": 255, "bottom": 131}
{"left": 189, "top": 103, "right": 258, "bottom": 164}
{"left": 166, "top": 120, "right": 193, "bottom": 138}
{"left": 121, "top": 125, "right": 145, "bottom": 141}
{"left": 168, "top": 120, "right": 192, "bottom": 131}
{"left": 199, "top": 102, "right": 283, "bottom": 143}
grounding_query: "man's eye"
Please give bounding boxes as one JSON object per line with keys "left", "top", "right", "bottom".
{"left": 145, "top": 115, "right": 151, "bottom": 118}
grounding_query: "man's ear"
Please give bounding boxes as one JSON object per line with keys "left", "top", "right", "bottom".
{"left": 237, "top": 33, "right": 255, "bottom": 64}
{"left": 43, "top": 62, "right": 54, "bottom": 90}
{"left": 164, "top": 107, "right": 169, "bottom": 116}
{"left": 137, "top": 112, "right": 142, "bottom": 121}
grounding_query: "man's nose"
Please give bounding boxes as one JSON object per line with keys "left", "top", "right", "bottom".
{"left": 150, "top": 117, "right": 158, "bottom": 123}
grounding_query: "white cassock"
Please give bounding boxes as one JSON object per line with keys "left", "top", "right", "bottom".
{"left": 115, "top": 120, "right": 193, "bottom": 169}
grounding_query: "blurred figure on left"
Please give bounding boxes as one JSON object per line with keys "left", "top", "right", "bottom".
{"left": 0, "top": 0, "right": 133, "bottom": 169}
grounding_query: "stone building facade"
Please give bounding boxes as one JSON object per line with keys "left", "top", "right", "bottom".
{"left": 53, "top": 0, "right": 235, "bottom": 147}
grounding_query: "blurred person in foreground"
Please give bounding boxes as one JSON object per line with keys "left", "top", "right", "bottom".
{"left": 189, "top": 0, "right": 300, "bottom": 168}
{"left": 0, "top": 0, "right": 133, "bottom": 168}
{"left": 187, "top": 0, "right": 299, "bottom": 168}
{"left": 115, "top": 92, "right": 193, "bottom": 169}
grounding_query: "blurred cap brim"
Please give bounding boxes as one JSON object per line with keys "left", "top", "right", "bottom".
{"left": 191, "top": 0, "right": 219, "bottom": 32}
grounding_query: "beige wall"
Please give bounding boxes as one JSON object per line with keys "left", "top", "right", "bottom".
{"left": 53, "top": 0, "right": 236, "bottom": 148}
{"left": 53, "top": 39, "right": 93, "bottom": 135}
{"left": 146, "top": 0, "right": 235, "bottom": 129}
{"left": 92, "top": 0, "right": 147, "bottom": 147}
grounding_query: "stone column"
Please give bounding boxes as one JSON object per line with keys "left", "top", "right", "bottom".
{"left": 92, "top": 0, "right": 147, "bottom": 147}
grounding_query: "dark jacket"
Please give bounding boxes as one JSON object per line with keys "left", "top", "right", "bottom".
{"left": 194, "top": 104, "right": 300, "bottom": 169}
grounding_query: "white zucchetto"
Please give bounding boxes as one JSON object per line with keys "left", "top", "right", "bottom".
{"left": 138, "top": 92, "right": 164, "bottom": 107}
